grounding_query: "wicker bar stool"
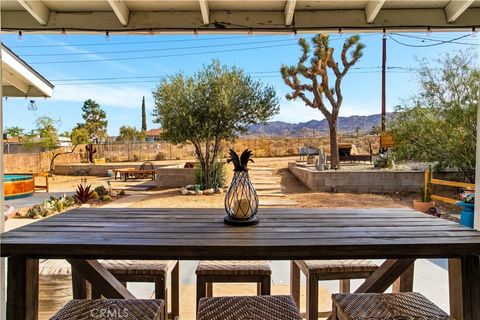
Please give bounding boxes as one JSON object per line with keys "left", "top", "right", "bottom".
{"left": 290, "top": 260, "right": 378, "bottom": 320}
{"left": 197, "top": 295, "right": 302, "bottom": 320}
{"left": 90, "top": 260, "right": 179, "bottom": 319}
{"left": 196, "top": 261, "right": 271, "bottom": 309}
{"left": 50, "top": 299, "right": 165, "bottom": 320}
{"left": 331, "top": 292, "right": 451, "bottom": 319}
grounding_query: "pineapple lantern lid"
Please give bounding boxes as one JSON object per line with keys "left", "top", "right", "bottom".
{"left": 227, "top": 149, "right": 254, "bottom": 172}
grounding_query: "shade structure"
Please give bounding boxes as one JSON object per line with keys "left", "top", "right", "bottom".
{"left": 1, "top": 44, "right": 54, "bottom": 98}
{"left": 0, "top": 0, "right": 479, "bottom": 34}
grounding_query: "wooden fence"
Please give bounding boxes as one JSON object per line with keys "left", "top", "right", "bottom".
{"left": 425, "top": 170, "right": 475, "bottom": 205}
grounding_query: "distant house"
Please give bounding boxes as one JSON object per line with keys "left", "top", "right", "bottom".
{"left": 145, "top": 129, "right": 163, "bottom": 142}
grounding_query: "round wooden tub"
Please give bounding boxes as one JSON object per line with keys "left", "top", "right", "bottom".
{"left": 5, "top": 174, "right": 34, "bottom": 200}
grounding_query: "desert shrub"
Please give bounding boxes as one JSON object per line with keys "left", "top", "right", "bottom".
{"left": 119, "top": 190, "right": 126, "bottom": 196}
{"left": 101, "top": 195, "right": 112, "bottom": 201}
{"left": 90, "top": 191, "right": 99, "bottom": 200}
{"left": 94, "top": 185, "right": 109, "bottom": 197}
{"left": 26, "top": 203, "right": 51, "bottom": 218}
{"left": 374, "top": 152, "right": 395, "bottom": 169}
{"left": 195, "top": 161, "right": 226, "bottom": 189}
{"left": 155, "top": 152, "right": 166, "bottom": 161}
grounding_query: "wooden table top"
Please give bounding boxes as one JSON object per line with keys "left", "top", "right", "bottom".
{"left": 2, "top": 208, "right": 480, "bottom": 260}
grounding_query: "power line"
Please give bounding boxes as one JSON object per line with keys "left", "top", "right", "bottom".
{"left": 390, "top": 32, "right": 479, "bottom": 46}
{"left": 28, "top": 43, "right": 301, "bottom": 64}
{"left": 387, "top": 33, "right": 476, "bottom": 47}
{"left": 19, "top": 38, "right": 299, "bottom": 57}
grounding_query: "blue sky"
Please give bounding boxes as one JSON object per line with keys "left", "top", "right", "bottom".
{"left": 2, "top": 31, "right": 478, "bottom": 135}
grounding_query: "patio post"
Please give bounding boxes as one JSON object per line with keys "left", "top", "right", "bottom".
{"left": 0, "top": 37, "right": 6, "bottom": 318}
{"left": 475, "top": 96, "right": 480, "bottom": 230}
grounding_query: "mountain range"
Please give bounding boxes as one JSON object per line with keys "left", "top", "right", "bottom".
{"left": 246, "top": 113, "right": 392, "bottom": 137}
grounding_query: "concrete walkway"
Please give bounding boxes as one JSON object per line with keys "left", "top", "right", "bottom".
{"left": 249, "top": 165, "right": 298, "bottom": 207}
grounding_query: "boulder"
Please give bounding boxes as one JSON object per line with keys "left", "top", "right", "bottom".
{"left": 185, "top": 184, "right": 195, "bottom": 190}
{"left": 203, "top": 188, "right": 215, "bottom": 195}
{"left": 180, "top": 187, "right": 188, "bottom": 195}
{"left": 195, "top": 190, "right": 204, "bottom": 195}
{"left": 187, "top": 190, "right": 196, "bottom": 195}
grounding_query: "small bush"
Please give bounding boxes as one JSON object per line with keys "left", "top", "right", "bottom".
{"left": 94, "top": 185, "right": 109, "bottom": 197}
{"left": 90, "top": 191, "right": 100, "bottom": 200}
{"left": 119, "top": 190, "right": 126, "bottom": 196}
{"left": 101, "top": 195, "right": 112, "bottom": 201}
{"left": 154, "top": 152, "right": 166, "bottom": 161}
{"left": 195, "top": 161, "right": 227, "bottom": 190}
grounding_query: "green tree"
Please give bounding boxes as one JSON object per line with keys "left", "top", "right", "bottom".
{"left": 80, "top": 99, "right": 108, "bottom": 143}
{"left": 390, "top": 50, "right": 479, "bottom": 182}
{"left": 153, "top": 60, "right": 279, "bottom": 188}
{"left": 141, "top": 96, "right": 147, "bottom": 132}
{"left": 117, "top": 125, "right": 145, "bottom": 142}
{"left": 281, "top": 34, "right": 365, "bottom": 169}
{"left": 355, "top": 126, "right": 361, "bottom": 138}
{"left": 5, "top": 126, "right": 24, "bottom": 137}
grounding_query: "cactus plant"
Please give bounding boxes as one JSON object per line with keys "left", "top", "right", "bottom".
{"left": 85, "top": 143, "right": 97, "bottom": 163}
{"left": 74, "top": 183, "right": 94, "bottom": 203}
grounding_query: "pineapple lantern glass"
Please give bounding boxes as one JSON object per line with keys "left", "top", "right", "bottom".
{"left": 224, "top": 149, "right": 259, "bottom": 226}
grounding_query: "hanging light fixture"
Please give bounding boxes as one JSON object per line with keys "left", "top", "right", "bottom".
{"left": 193, "top": 29, "right": 199, "bottom": 39}
{"left": 28, "top": 100, "right": 37, "bottom": 111}
{"left": 472, "top": 27, "right": 477, "bottom": 37}
{"left": 105, "top": 31, "right": 111, "bottom": 41}
{"left": 426, "top": 26, "right": 432, "bottom": 36}
{"left": 338, "top": 27, "right": 343, "bottom": 37}
{"left": 61, "top": 28, "right": 67, "bottom": 36}
{"left": 382, "top": 28, "right": 387, "bottom": 39}
{"left": 247, "top": 28, "right": 253, "bottom": 36}
{"left": 292, "top": 29, "right": 298, "bottom": 39}
{"left": 17, "top": 31, "right": 23, "bottom": 40}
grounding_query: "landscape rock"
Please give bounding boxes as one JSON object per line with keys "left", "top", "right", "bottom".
{"left": 180, "top": 187, "right": 188, "bottom": 195}
{"left": 187, "top": 190, "right": 196, "bottom": 195}
{"left": 185, "top": 184, "right": 195, "bottom": 190}
{"left": 203, "top": 188, "right": 215, "bottom": 195}
{"left": 214, "top": 187, "right": 223, "bottom": 194}
{"left": 195, "top": 190, "right": 204, "bottom": 195}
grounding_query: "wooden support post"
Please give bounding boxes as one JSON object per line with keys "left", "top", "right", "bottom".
{"left": 392, "top": 262, "right": 414, "bottom": 292}
{"left": 7, "top": 256, "right": 39, "bottom": 320}
{"left": 449, "top": 258, "right": 463, "bottom": 320}
{"left": 355, "top": 259, "right": 415, "bottom": 293}
{"left": 460, "top": 255, "right": 480, "bottom": 320}
{"left": 71, "top": 266, "right": 87, "bottom": 299}
{"left": 67, "top": 259, "right": 135, "bottom": 299}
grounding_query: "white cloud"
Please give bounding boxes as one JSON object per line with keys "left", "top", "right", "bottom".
{"left": 52, "top": 84, "right": 154, "bottom": 109}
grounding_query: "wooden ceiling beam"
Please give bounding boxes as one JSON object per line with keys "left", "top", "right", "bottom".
{"left": 365, "top": 0, "right": 385, "bottom": 23}
{"left": 16, "top": 0, "right": 50, "bottom": 25}
{"left": 199, "top": 0, "right": 210, "bottom": 25}
{"left": 445, "top": 0, "right": 475, "bottom": 23}
{"left": 285, "top": 0, "right": 296, "bottom": 26}
{"left": 107, "top": 0, "right": 130, "bottom": 26}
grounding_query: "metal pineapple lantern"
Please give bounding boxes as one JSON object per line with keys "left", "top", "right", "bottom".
{"left": 224, "top": 149, "right": 259, "bottom": 226}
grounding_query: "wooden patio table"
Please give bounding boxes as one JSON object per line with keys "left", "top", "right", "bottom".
{"left": 2, "top": 207, "right": 480, "bottom": 320}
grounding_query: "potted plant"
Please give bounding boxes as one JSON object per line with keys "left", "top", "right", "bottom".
{"left": 458, "top": 190, "right": 474, "bottom": 228}
{"left": 413, "top": 186, "right": 436, "bottom": 213}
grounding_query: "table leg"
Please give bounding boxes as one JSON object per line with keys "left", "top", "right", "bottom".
{"left": 67, "top": 259, "right": 135, "bottom": 299}
{"left": 7, "top": 256, "right": 39, "bottom": 320}
{"left": 290, "top": 261, "right": 300, "bottom": 307}
{"left": 460, "top": 255, "right": 480, "bottom": 320}
{"left": 71, "top": 265, "right": 87, "bottom": 299}
{"left": 355, "top": 259, "right": 415, "bottom": 293}
{"left": 392, "top": 262, "right": 415, "bottom": 292}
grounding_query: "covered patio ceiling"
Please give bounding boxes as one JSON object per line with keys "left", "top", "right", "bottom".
{"left": 1, "top": 44, "right": 54, "bottom": 98}
{"left": 1, "top": 0, "right": 479, "bottom": 34}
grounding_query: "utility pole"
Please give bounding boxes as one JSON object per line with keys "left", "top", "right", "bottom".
{"left": 381, "top": 31, "right": 387, "bottom": 132}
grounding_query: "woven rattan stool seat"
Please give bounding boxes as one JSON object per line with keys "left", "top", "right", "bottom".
{"left": 50, "top": 299, "right": 165, "bottom": 320}
{"left": 332, "top": 292, "right": 451, "bottom": 320}
{"left": 98, "top": 260, "right": 175, "bottom": 275}
{"left": 196, "top": 260, "right": 271, "bottom": 276}
{"left": 301, "top": 260, "right": 378, "bottom": 274}
{"left": 197, "top": 295, "right": 302, "bottom": 320}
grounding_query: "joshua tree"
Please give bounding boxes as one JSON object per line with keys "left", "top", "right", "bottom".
{"left": 281, "top": 34, "right": 365, "bottom": 169}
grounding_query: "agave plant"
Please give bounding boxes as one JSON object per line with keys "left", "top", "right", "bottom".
{"left": 227, "top": 149, "right": 254, "bottom": 172}
{"left": 74, "top": 183, "right": 94, "bottom": 204}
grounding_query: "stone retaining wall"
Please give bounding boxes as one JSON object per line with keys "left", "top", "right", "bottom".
{"left": 288, "top": 163, "right": 425, "bottom": 193}
{"left": 156, "top": 168, "right": 196, "bottom": 188}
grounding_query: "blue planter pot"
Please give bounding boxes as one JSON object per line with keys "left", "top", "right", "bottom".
{"left": 457, "top": 201, "right": 474, "bottom": 228}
